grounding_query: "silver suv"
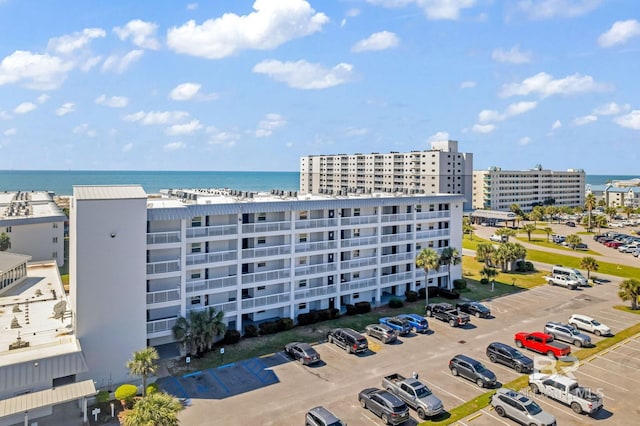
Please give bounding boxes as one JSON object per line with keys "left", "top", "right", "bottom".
{"left": 305, "top": 406, "right": 346, "bottom": 426}
{"left": 491, "top": 388, "right": 556, "bottom": 426}
{"left": 544, "top": 322, "right": 591, "bottom": 347}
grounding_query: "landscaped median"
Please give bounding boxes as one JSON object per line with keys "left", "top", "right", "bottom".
{"left": 418, "top": 320, "right": 640, "bottom": 425}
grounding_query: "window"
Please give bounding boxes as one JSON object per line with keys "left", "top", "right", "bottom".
{"left": 299, "top": 233, "right": 308, "bottom": 243}
{"left": 353, "top": 228, "right": 360, "bottom": 237}
{"left": 257, "top": 237, "right": 266, "bottom": 244}
{"left": 299, "top": 303, "right": 307, "bottom": 309}
{"left": 191, "top": 243, "right": 201, "bottom": 253}
{"left": 353, "top": 293, "right": 360, "bottom": 299}
{"left": 257, "top": 213, "right": 266, "bottom": 221}
{"left": 190, "top": 296, "right": 201, "bottom": 305}
{"left": 52, "top": 252, "right": 58, "bottom": 259}
{"left": 53, "top": 223, "right": 58, "bottom": 229}
{"left": 299, "top": 211, "right": 308, "bottom": 220}
{"left": 299, "top": 258, "right": 307, "bottom": 265}
{"left": 257, "top": 286, "right": 266, "bottom": 290}
{"left": 299, "top": 280, "right": 307, "bottom": 288}
{"left": 191, "top": 216, "right": 202, "bottom": 227}
{"left": 52, "top": 237, "right": 58, "bottom": 243}
{"left": 354, "top": 208, "right": 360, "bottom": 217}
{"left": 353, "top": 250, "right": 360, "bottom": 257}
{"left": 353, "top": 272, "right": 360, "bottom": 279}
{"left": 191, "top": 273, "right": 201, "bottom": 279}
{"left": 257, "top": 262, "right": 266, "bottom": 267}
{"left": 5, "top": 227, "right": 11, "bottom": 233}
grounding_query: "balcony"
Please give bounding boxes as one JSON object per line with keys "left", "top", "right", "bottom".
{"left": 187, "top": 224, "right": 237, "bottom": 239}
{"left": 242, "top": 268, "right": 291, "bottom": 284}
{"left": 340, "top": 257, "right": 377, "bottom": 270}
{"left": 242, "top": 293, "right": 290, "bottom": 310}
{"left": 380, "top": 252, "right": 414, "bottom": 264}
{"left": 147, "top": 317, "right": 177, "bottom": 334}
{"left": 242, "top": 221, "right": 291, "bottom": 234}
{"left": 381, "top": 233, "right": 414, "bottom": 244}
{"left": 340, "top": 236, "right": 378, "bottom": 248}
{"left": 415, "top": 229, "right": 450, "bottom": 239}
{"left": 295, "top": 218, "right": 339, "bottom": 229}
{"left": 187, "top": 250, "right": 237, "bottom": 266}
{"left": 147, "top": 231, "right": 181, "bottom": 245}
{"left": 147, "top": 260, "right": 180, "bottom": 275}
{"left": 294, "top": 284, "right": 337, "bottom": 300}
{"left": 192, "top": 301, "right": 238, "bottom": 314}
{"left": 340, "top": 215, "right": 378, "bottom": 226}
{"left": 381, "top": 213, "right": 413, "bottom": 223}
{"left": 295, "top": 240, "right": 338, "bottom": 253}
{"left": 416, "top": 211, "right": 450, "bottom": 220}
{"left": 242, "top": 245, "right": 291, "bottom": 259}
{"left": 294, "top": 263, "right": 338, "bottom": 277}
{"left": 380, "top": 271, "right": 415, "bottom": 284}
{"left": 186, "top": 276, "right": 237, "bottom": 293}
{"left": 340, "top": 277, "right": 377, "bottom": 292}
{"left": 146, "top": 289, "right": 180, "bottom": 305}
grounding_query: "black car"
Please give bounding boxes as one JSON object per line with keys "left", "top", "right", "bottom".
{"left": 456, "top": 301, "right": 491, "bottom": 318}
{"left": 486, "top": 342, "right": 533, "bottom": 373}
{"left": 327, "top": 328, "right": 369, "bottom": 354}
{"left": 284, "top": 342, "right": 321, "bottom": 365}
{"left": 566, "top": 221, "right": 576, "bottom": 227}
{"left": 358, "top": 388, "right": 410, "bottom": 425}
{"left": 449, "top": 354, "right": 497, "bottom": 388}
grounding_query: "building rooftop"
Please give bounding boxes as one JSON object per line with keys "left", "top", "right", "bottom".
{"left": 74, "top": 185, "right": 147, "bottom": 200}
{"left": 0, "top": 191, "right": 66, "bottom": 224}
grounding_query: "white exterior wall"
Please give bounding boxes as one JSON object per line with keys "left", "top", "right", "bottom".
{"left": 4, "top": 221, "right": 64, "bottom": 266}
{"left": 70, "top": 193, "right": 147, "bottom": 388}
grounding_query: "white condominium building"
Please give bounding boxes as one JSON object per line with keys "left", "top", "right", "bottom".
{"left": 71, "top": 185, "right": 463, "bottom": 388}
{"left": 0, "top": 191, "right": 66, "bottom": 267}
{"left": 473, "top": 166, "right": 585, "bottom": 212}
{"left": 299, "top": 140, "right": 473, "bottom": 210}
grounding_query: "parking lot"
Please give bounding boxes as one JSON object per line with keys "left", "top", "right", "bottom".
{"left": 177, "top": 280, "right": 639, "bottom": 426}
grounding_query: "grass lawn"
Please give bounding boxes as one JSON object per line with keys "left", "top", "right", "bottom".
{"left": 614, "top": 305, "right": 640, "bottom": 315}
{"left": 462, "top": 256, "right": 546, "bottom": 290}
{"left": 513, "top": 236, "right": 601, "bottom": 256}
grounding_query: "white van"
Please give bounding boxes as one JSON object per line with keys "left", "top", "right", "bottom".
{"left": 552, "top": 265, "right": 588, "bottom": 286}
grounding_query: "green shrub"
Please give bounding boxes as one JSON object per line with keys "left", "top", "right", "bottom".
{"left": 223, "top": 329, "right": 241, "bottom": 344}
{"left": 515, "top": 260, "right": 526, "bottom": 272}
{"left": 277, "top": 318, "right": 294, "bottom": 331}
{"left": 146, "top": 383, "right": 159, "bottom": 395}
{"left": 453, "top": 279, "right": 467, "bottom": 290}
{"left": 331, "top": 308, "right": 340, "bottom": 319}
{"left": 404, "top": 290, "right": 418, "bottom": 302}
{"left": 355, "top": 301, "right": 371, "bottom": 314}
{"left": 259, "top": 321, "right": 279, "bottom": 335}
{"left": 388, "top": 298, "right": 404, "bottom": 308}
{"left": 297, "top": 312, "right": 312, "bottom": 325}
{"left": 96, "top": 390, "right": 110, "bottom": 404}
{"left": 525, "top": 261, "right": 534, "bottom": 272}
{"left": 317, "top": 308, "right": 332, "bottom": 322}
{"left": 345, "top": 304, "right": 357, "bottom": 315}
{"left": 480, "top": 278, "right": 489, "bottom": 285}
{"left": 244, "top": 324, "right": 259, "bottom": 337}
{"left": 115, "top": 384, "right": 137, "bottom": 405}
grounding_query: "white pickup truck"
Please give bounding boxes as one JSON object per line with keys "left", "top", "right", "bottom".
{"left": 489, "top": 234, "right": 507, "bottom": 243}
{"left": 544, "top": 274, "right": 578, "bottom": 290}
{"left": 529, "top": 373, "right": 603, "bottom": 415}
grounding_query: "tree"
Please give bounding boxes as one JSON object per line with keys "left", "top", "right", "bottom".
{"left": 462, "top": 217, "right": 475, "bottom": 240}
{"left": 495, "top": 227, "right": 516, "bottom": 242}
{"left": 529, "top": 206, "right": 544, "bottom": 226}
{"left": 475, "top": 243, "right": 496, "bottom": 265}
{"left": 597, "top": 198, "right": 606, "bottom": 208}
{"left": 494, "top": 242, "right": 525, "bottom": 272}
{"left": 0, "top": 233, "right": 10, "bottom": 251}
{"left": 595, "top": 214, "right": 607, "bottom": 233}
{"left": 623, "top": 206, "right": 633, "bottom": 219}
{"left": 564, "top": 234, "right": 582, "bottom": 250}
{"left": 121, "top": 392, "right": 183, "bottom": 426}
{"left": 618, "top": 279, "right": 640, "bottom": 310}
{"left": 522, "top": 224, "right": 537, "bottom": 241}
{"left": 543, "top": 227, "right": 553, "bottom": 242}
{"left": 580, "top": 256, "right": 599, "bottom": 280}
{"left": 585, "top": 193, "right": 596, "bottom": 231}
{"left": 127, "top": 347, "right": 159, "bottom": 397}
{"left": 574, "top": 206, "right": 584, "bottom": 214}
{"left": 605, "top": 206, "right": 617, "bottom": 222}
{"left": 172, "top": 307, "right": 226, "bottom": 357}
{"left": 415, "top": 248, "right": 441, "bottom": 296}
{"left": 480, "top": 266, "right": 498, "bottom": 286}
{"left": 439, "top": 247, "right": 461, "bottom": 290}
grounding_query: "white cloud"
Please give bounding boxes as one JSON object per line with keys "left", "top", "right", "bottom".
{"left": 472, "top": 123, "right": 496, "bottom": 133}
{"left": 592, "top": 102, "right": 630, "bottom": 116}
{"left": 167, "top": 0, "right": 328, "bottom": 59}
{"left": 163, "top": 141, "right": 186, "bottom": 151}
{"left": 101, "top": 50, "right": 144, "bottom": 73}
{"left": 352, "top": 31, "right": 400, "bottom": 52}
{"left": 3, "top": 128, "right": 17, "bottom": 136}
{"left": 492, "top": 45, "right": 532, "bottom": 64}
{"left": 73, "top": 123, "right": 97, "bottom": 137}
{"left": 95, "top": 94, "right": 129, "bottom": 108}
{"left": 517, "top": 0, "right": 602, "bottom": 20}
{"left": 124, "top": 110, "right": 190, "bottom": 125}
{"left": 500, "top": 72, "right": 608, "bottom": 98}
{"left": 36, "top": 94, "right": 50, "bottom": 104}
{"left": 346, "top": 8, "right": 361, "bottom": 17}
{"left": 187, "top": 3, "right": 198, "bottom": 10}
{"left": 253, "top": 59, "right": 354, "bottom": 90}
{"left": 166, "top": 120, "right": 203, "bottom": 135}
{"left": 614, "top": 110, "right": 640, "bottom": 130}
{"left": 169, "top": 82, "right": 218, "bottom": 101}
{"left": 47, "top": 28, "right": 106, "bottom": 55}
{"left": 345, "top": 127, "right": 369, "bottom": 136}
{"left": 55, "top": 102, "right": 75, "bottom": 116}
{"left": 207, "top": 127, "right": 240, "bottom": 146}
{"left": 0, "top": 50, "right": 74, "bottom": 90}
{"left": 551, "top": 120, "right": 562, "bottom": 130}
{"left": 81, "top": 56, "right": 103, "bottom": 72}
{"left": 599, "top": 19, "right": 640, "bottom": 47}
{"left": 114, "top": 20, "right": 161, "bottom": 50}
{"left": 255, "top": 113, "right": 287, "bottom": 137}
{"left": 518, "top": 136, "right": 532, "bottom": 145}
{"left": 460, "top": 81, "right": 476, "bottom": 89}
{"left": 573, "top": 115, "right": 597, "bottom": 126}
{"left": 428, "top": 131, "right": 450, "bottom": 142}
{"left": 366, "top": 0, "right": 476, "bottom": 20}
{"left": 14, "top": 102, "right": 37, "bottom": 114}
{"left": 122, "top": 143, "right": 133, "bottom": 152}
{"left": 478, "top": 101, "right": 537, "bottom": 123}
{"left": 0, "top": 111, "right": 12, "bottom": 120}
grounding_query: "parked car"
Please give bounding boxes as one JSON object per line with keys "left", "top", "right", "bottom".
{"left": 379, "top": 316, "right": 412, "bottom": 335}
{"left": 365, "top": 323, "right": 398, "bottom": 344}
{"left": 514, "top": 332, "right": 571, "bottom": 359}
{"left": 284, "top": 342, "right": 321, "bottom": 365}
{"left": 357, "top": 388, "right": 410, "bottom": 425}
{"left": 566, "top": 221, "right": 576, "bottom": 227}
{"left": 544, "top": 322, "right": 591, "bottom": 347}
{"left": 491, "top": 388, "right": 557, "bottom": 426}
{"left": 568, "top": 314, "right": 612, "bottom": 336}
{"left": 449, "top": 354, "right": 497, "bottom": 388}
{"left": 486, "top": 342, "right": 533, "bottom": 373}
{"left": 327, "top": 328, "right": 369, "bottom": 354}
{"left": 426, "top": 303, "right": 470, "bottom": 327}
{"left": 396, "top": 313, "right": 429, "bottom": 333}
{"left": 605, "top": 241, "right": 623, "bottom": 248}
{"left": 489, "top": 234, "right": 507, "bottom": 242}
{"left": 529, "top": 373, "right": 603, "bottom": 415}
{"left": 456, "top": 301, "right": 491, "bottom": 318}
{"left": 382, "top": 373, "right": 444, "bottom": 419}
{"left": 305, "top": 406, "right": 346, "bottom": 426}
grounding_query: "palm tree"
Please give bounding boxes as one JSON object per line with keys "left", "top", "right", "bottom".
{"left": 597, "top": 198, "right": 606, "bottom": 208}
{"left": 126, "top": 347, "right": 159, "bottom": 396}
{"left": 415, "top": 248, "right": 441, "bottom": 302}
{"left": 529, "top": 207, "right": 544, "bottom": 226}
{"left": 475, "top": 243, "right": 496, "bottom": 265}
{"left": 172, "top": 313, "right": 196, "bottom": 357}
{"left": 618, "top": 279, "right": 640, "bottom": 310}
{"left": 496, "top": 242, "right": 526, "bottom": 272}
{"left": 564, "top": 234, "right": 582, "bottom": 250}
{"left": 0, "top": 233, "right": 10, "bottom": 251}
{"left": 199, "top": 307, "right": 226, "bottom": 353}
{"left": 623, "top": 205, "right": 633, "bottom": 219}
{"left": 595, "top": 214, "right": 607, "bottom": 233}
{"left": 605, "top": 206, "right": 617, "bottom": 222}
{"left": 543, "top": 227, "right": 553, "bottom": 242}
{"left": 462, "top": 217, "right": 475, "bottom": 240}
{"left": 522, "top": 224, "right": 536, "bottom": 241}
{"left": 480, "top": 266, "right": 498, "bottom": 286}
{"left": 585, "top": 193, "right": 596, "bottom": 231}
{"left": 121, "top": 392, "right": 183, "bottom": 426}
{"left": 439, "top": 247, "right": 461, "bottom": 290}
{"left": 580, "top": 256, "right": 599, "bottom": 280}
{"left": 495, "top": 227, "right": 516, "bottom": 242}
{"left": 173, "top": 307, "right": 226, "bottom": 356}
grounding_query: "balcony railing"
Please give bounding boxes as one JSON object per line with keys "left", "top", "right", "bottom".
{"left": 416, "top": 211, "right": 450, "bottom": 220}
{"left": 295, "top": 218, "right": 338, "bottom": 229}
{"left": 146, "top": 289, "right": 180, "bottom": 305}
{"left": 380, "top": 271, "right": 414, "bottom": 284}
{"left": 340, "top": 257, "right": 377, "bottom": 270}
{"left": 381, "top": 233, "right": 414, "bottom": 243}
{"left": 294, "top": 263, "right": 338, "bottom": 276}
{"left": 147, "top": 318, "right": 177, "bottom": 334}
{"left": 294, "top": 284, "right": 337, "bottom": 300}
{"left": 190, "top": 302, "right": 238, "bottom": 314}
{"left": 187, "top": 224, "right": 237, "bottom": 238}
{"left": 242, "top": 268, "right": 290, "bottom": 284}
{"left": 295, "top": 240, "right": 338, "bottom": 253}
{"left": 242, "top": 221, "right": 291, "bottom": 233}
{"left": 242, "top": 245, "right": 291, "bottom": 259}
{"left": 381, "top": 213, "right": 414, "bottom": 222}
{"left": 147, "top": 231, "right": 181, "bottom": 245}
{"left": 186, "top": 276, "right": 237, "bottom": 293}
{"left": 340, "top": 236, "right": 378, "bottom": 248}
{"left": 147, "top": 260, "right": 180, "bottom": 275}
{"left": 187, "top": 250, "right": 237, "bottom": 265}
{"left": 242, "top": 293, "right": 290, "bottom": 309}
{"left": 380, "top": 252, "right": 414, "bottom": 264}
{"left": 415, "top": 229, "right": 450, "bottom": 239}
{"left": 340, "top": 215, "right": 378, "bottom": 226}
{"left": 340, "top": 278, "right": 377, "bottom": 292}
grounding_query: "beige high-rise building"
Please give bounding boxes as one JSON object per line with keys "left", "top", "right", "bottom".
{"left": 473, "top": 166, "right": 585, "bottom": 212}
{"left": 299, "top": 140, "right": 473, "bottom": 210}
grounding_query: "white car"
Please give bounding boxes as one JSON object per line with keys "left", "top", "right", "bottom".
{"left": 568, "top": 314, "right": 612, "bottom": 336}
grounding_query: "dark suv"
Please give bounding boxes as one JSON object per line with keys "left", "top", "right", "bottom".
{"left": 358, "top": 388, "right": 410, "bottom": 425}
{"left": 327, "top": 328, "right": 368, "bottom": 354}
{"left": 305, "top": 406, "right": 346, "bottom": 426}
{"left": 486, "top": 342, "right": 533, "bottom": 373}
{"left": 449, "top": 354, "right": 497, "bottom": 388}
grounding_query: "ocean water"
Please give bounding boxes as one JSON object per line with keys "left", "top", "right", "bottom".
{"left": 0, "top": 171, "right": 636, "bottom": 196}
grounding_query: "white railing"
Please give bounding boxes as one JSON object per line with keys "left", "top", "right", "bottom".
{"left": 340, "top": 236, "right": 378, "bottom": 247}
{"left": 415, "top": 229, "right": 450, "bottom": 239}
{"left": 186, "top": 276, "right": 237, "bottom": 293}
{"left": 340, "top": 257, "right": 377, "bottom": 270}
{"left": 242, "top": 293, "right": 290, "bottom": 309}
{"left": 340, "top": 278, "right": 377, "bottom": 292}
{"left": 146, "top": 318, "right": 177, "bottom": 334}
{"left": 416, "top": 211, "right": 450, "bottom": 220}
{"left": 187, "top": 224, "right": 237, "bottom": 238}
{"left": 146, "top": 260, "right": 180, "bottom": 275}
{"left": 242, "top": 221, "right": 291, "bottom": 233}
{"left": 340, "top": 215, "right": 378, "bottom": 226}
{"left": 186, "top": 250, "right": 237, "bottom": 265}
{"left": 242, "top": 268, "right": 291, "bottom": 284}
{"left": 294, "top": 263, "right": 338, "bottom": 276}
{"left": 294, "top": 284, "right": 337, "bottom": 300}
{"left": 380, "top": 271, "right": 414, "bottom": 284}
{"left": 381, "top": 213, "right": 414, "bottom": 222}
{"left": 190, "top": 302, "right": 238, "bottom": 314}
{"left": 381, "top": 233, "right": 414, "bottom": 243}
{"left": 295, "top": 218, "right": 338, "bottom": 229}
{"left": 295, "top": 240, "right": 338, "bottom": 253}
{"left": 242, "top": 245, "right": 291, "bottom": 259}
{"left": 147, "top": 231, "right": 181, "bottom": 245}
{"left": 380, "top": 252, "right": 414, "bottom": 264}
{"left": 146, "top": 289, "right": 180, "bottom": 305}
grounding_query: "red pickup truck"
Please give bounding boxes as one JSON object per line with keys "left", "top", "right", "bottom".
{"left": 514, "top": 332, "right": 571, "bottom": 359}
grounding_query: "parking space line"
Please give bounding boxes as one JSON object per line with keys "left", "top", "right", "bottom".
{"left": 582, "top": 359, "right": 640, "bottom": 383}
{"left": 592, "top": 313, "right": 632, "bottom": 325}
{"left": 575, "top": 370, "right": 626, "bottom": 394}
{"left": 439, "top": 370, "right": 489, "bottom": 394}
{"left": 424, "top": 378, "right": 467, "bottom": 403}
{"left": 530, "top": 394, "right": 585, "bottom": 422}
{"left": 597, "top": 310, "right": 635, "bottom": 321}
{"left": 479, "top": 409, "right": 511, "bottom": 425}
{"left": 593, "top": 354, "right": 639, "bottom": 369}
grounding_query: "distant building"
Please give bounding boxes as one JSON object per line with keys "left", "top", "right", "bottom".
{"left": 586, "top": 183, "right": 640, "bottom": 208}
{"left": 299, "top": 140, "right": 473, "bottom": 210}
{"left": 473, "top": 166, "right": 585, "bottom": 212}
{"left": 0, "top": 191, "right": 66, "bottom": 267}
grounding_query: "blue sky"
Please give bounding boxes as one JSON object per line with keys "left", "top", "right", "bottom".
{"left": 0, "top": 0, "right": 638, "bottom": 173}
